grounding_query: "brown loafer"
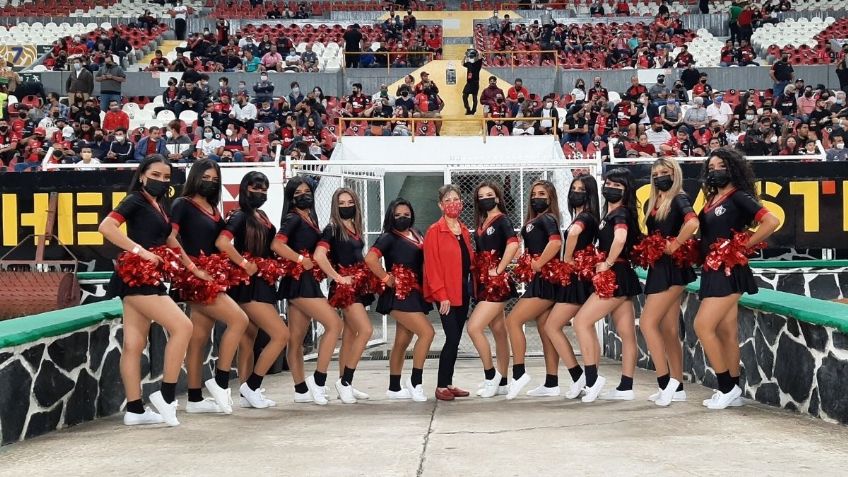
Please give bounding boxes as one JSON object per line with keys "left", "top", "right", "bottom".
{"left": 448, "top": 386, "right": 470, "bottom": 397}
{"left": 435, "top": 387, "right": 455, "bottom": 401}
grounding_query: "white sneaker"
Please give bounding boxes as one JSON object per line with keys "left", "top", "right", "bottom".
{"left": 648, "top": 389, "right": 687, "bottom": 402}
{"left": 581, "top": 375, "right": 607, "bottom": 403}
{"left": 123, "top": 407, "right": 165, "bottom": 426}
{"left": 478, "top": 371, "right": 502, "bottom": 399}
{"left": 352, "top": 387, "right": 370, "bottom": 400}
{"left": 239, "top": 382, "right": 270, "bottom": 409}
{"left": 565, "top": 374, "right": 586, "bottom": 399}
{"left": 306, "top": 376, "right": 329, "bottom": 406}
{"left": 335, "top": 379, "right": 357, "bottom": 404}
{"left": 239, "top": 391, "right": 276, "bottom": 408}
{"left": 526, "top": 384, "right": 561, "bottom": 397}
{"left": 707, "top": 385, "right": 742, "bottom": 410}
{"left": 293, "top": 390, "right": 313, "bottom": 403}
{"left": 204, "top": 379, "right": 233, "bottom": 414}
{"left": 497, "top": 385, "right": 509, "bottom": 396}
{"left": 386, "top": 388, "right": 412, "bottom": 400}
{"left": 186, "top": 398, "right": 223, "bottom": 414}
{"left": 148, "top": 391, "right": 179, "bottom": 427}
{"left": 730, "top": 395, "right": 744, "bottom": 407}
{"left": 599, "top": 389, "right": 635, "bottom": 401}
{"left": 506, "top": 373, "right": 532, "bottom": 400}
{"left": 654, "top": 378, "right": 681, "bottom": 407}
{"left": 405, "top": 377, "right": 427, "bottom": 402}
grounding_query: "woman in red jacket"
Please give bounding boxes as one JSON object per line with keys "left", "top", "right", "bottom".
{"left": 424, "top": 184, "right": 475, "bottom": 401}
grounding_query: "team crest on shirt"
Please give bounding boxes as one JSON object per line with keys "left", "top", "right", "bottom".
{"left": 715, "top": 205, "right": 726, "bottom": 217}
{"left": 486, "top": 226, "right": 495, "bottom": 236}
{"left": 525, "top": 224, "right": 534, "bottom": 233}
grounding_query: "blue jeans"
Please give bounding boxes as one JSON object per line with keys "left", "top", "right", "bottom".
{"left": 100, "top": 93, "right": 122, "bottom": 112}
{"left": 773, "top": 81, "right": 789, "bottom": 99}
{"left": 563, "top": 132, "right": 590, "bottom": 150}
{"left": 15, "top": 162, "right": 39, "bottom": 172}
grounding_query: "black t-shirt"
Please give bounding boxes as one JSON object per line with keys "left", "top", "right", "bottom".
{"left": 395, "top": 96, "right": 415, "bottom": 112}
{"left": 170, "top": 197, "right": 225, "bottom": 257}
{"left": 474, "top": 214, "right": 517, "bottom": 258}
{"left": 566, "top": 116, "right": 587, "bottom": 132}
{"left": 521, "top": 213, "right": 560, "bottom": 255}
{"left": 772, "top": 60, "right": 794, "bottom": 81}
{"left": 222, "top": 209, "right": 276, "bottom": 257}
{"left": 276, "top": 212, "right": 322, "bottom": 254}
{"left": 318, "top": 224, "right": 365, "bottom": 268}
{"left": 343, "top": 29, "right": 363, "bottom": 52}
{"left": 463, "top": 59, "right": 482, "bottom": 84}
{"left": 370, "top": 230, "right": 425, "bottom": 284}
{"left": 598, "top": 207, "right": 638, "bottom": 257}
{"left": 108, "top": 192, "right": 171, "bottom": 249}
{"left": 698, "top": 189, "right": 767, "bottom": 255}
{"left": 568, "top": 212, "right": 598, "bottom": 252}
{"left": 646, "top": 193, "right": 695, "bottom": 237}
{"left": 776, "top": 95, "right": 797, "bottom": 116}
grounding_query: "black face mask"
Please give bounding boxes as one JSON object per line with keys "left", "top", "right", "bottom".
{"left": 198, "top": 180, "right": 218, "bottom": 199}
{"left": 394, "top": 216, "right": 412, "bottom": 231}
{"left": 293, "top": 193, "right": 313, "bottom": 210}
{"left": 706, "top": 169, "right": 731, "bottom": 188}
{"left": 143, "top": 178, "right": 170, "bottom": 198}
{"left": 602, "top": 186, "right": 624, "bottom": 203}
{"left": 246, "top": 191, "right": 267, "bottom": 208}
{"left": 479, "top": 197, "right": 498, "bottom": 212}
{"left": 568, "top": 191, "right": 587, "bottom": 208}
{"left": 530, "top": 197, "right": 549, "bottom": 213}
{"left": 653, "top": 174, "right": 673, "bottom": 192}
{"left": 339, "top": 206, "right": 356, "bottom": 220}
{"left": 0, "top": 126, "right": 7, "bottom": 133}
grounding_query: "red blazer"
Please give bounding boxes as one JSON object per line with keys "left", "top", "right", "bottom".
{"left": 423, "top": 217, "right": 475, "bottom": 305}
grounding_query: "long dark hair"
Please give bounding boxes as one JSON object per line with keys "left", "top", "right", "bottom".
{"left": 382, "top": 197, "right": 416, "bottom": 233}
{"left": 473, "top": 181, "right": 508, "bottom": 229}
{"left": 128, "top": 154, "right": 172, "bottom": 207}
{"left": 282, "top": 175, "right": 319, "bottom": 225}
{"left": 329, "top": 187, "right": 363, "bottom": 242}
{"left": 525, "top": 179, "right": 560, "bottom": 227}
{"left": 569, "top": 174, "right": 600, "bottom": 223}
{"left": 701, "top": 147, "right": 758, "bottom": 201}
{"left": 181, "top": 158, "right": 221, "bottom": 206}
{"left": 603, "top": 168, "right": 642, "bottom": 243}
{"left": 238, "top": 171, "right": 270, "bottom": 256}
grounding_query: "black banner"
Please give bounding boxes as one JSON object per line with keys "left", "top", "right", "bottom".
{"left": 0, "top": 170, "right": 185, "bottom": 270}
{"left": 607, "top": 161, "right": 848, "bottom": 249}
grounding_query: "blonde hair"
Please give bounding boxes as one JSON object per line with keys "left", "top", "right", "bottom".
{"left": 644, "top": 157, "right": 684, "bottom": 227}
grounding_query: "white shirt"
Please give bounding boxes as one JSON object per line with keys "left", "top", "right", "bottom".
{"left": 231, "top": 102, "right": 257, "bottom": 121}
{"left": 645, "top": 128, "right": 672, "bottom": 149}
{"left": 76, "top": 157, "right": 101, "bottom": 171}
{"left": 706, "top": 101, "right": 733, "bottom": 124}
{"left": 541, "top": 108, "right": 553, "bottom": 128}
{"left": 197, "top": 138, "right": 224, "bottom": 156}
{"left": 285, "top": 53, "right": 301, "bottom": 65}
{"left": 173, "top": 5, "right": 188, "bottom": 19}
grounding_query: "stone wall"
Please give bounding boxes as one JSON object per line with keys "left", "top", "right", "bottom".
{"left": 753, "top": 266, "right": 848, "bottom": 301}
{"left": 601, "top": 292, "right": 848, "bottom": 425}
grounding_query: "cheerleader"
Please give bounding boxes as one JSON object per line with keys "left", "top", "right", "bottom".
{"left": 215, "top": 171, "right": 289, "bottom": 408}
{"left": 364, "top": 198, "right": 434, "bottom": 402}
{"left": 313, "top": 187, "right": 374, "bottom": 404}
{"left": 467, "top": 181, "right": 517, "bottom": 398}
{"left": 544, "top": 174, "right": 600, "bottom": 400}
{"left": 98, "top": 154, "right": 193, "bottom": 426}
{"left": 423, "top": 185, "right": 476, "bottom": 401}
{"left": 640, "top": 158, "right": 699, "bottom": 407}
{"left": 270, "top": 177, "right": 343, "bottom": 406}
{"left": 573, "top": 168, "right": 643, "bottom": 403}
{"left": 696, "top": 148, "right": 778, "bottom": 410}
{"left": 505, "top": 180, "right": 562, "bottom": 400}
{"left": 168, "top": 159, "right": 249, "bottom": 414}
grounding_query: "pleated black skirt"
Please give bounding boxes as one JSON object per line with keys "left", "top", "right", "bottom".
{"left": 278, "top": 272, "right": 325, "bottom": 300}
{"left": 521, "top": 275, "right": 558, "bottom": 301}
{"left": 699, "top": 264, "right": 758, "bottom": 299}
{"left": 610, "top": 262, "right": 642, "bottom": 298}
{"left": 228, "top": 275, "right": 278, "bottom": 305}
{"left": 107, "top": 273, "right": 167, "bottom": 299}
{"left": 555, "top": 278, "right": 594, "bottom": 305}
{"left": 375, "top": 288, "right": 432, "bottom": 315}
{"left": 644, "top": 255, "right": 697, "bottom": 295}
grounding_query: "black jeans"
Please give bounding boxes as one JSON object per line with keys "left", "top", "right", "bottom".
{"left": 462, "top": 83, "right": 479, "bottom": 113}
{"left": 437, "top": 302, "right": 470, "bottom": 388}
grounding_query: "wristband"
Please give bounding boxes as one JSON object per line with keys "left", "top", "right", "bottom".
{"left": 188, "top": 263, "right": 198, "bottom": 272}
{"left": 297, "top": 254, "right": 304, "bottom": 263}
{"left": 381, "top": 274, "right": 392, "bottom": 284}
{"left": 239, "top": 258, "right": 248, "bottom": 268}
{"left": 604, "top": 260, "right": 614, "bottom": 268}
{"left": 131, "top": 245, "right": 141, "bottom": 255}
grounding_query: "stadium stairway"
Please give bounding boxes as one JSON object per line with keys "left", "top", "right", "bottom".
{"left": 137, "top": 40, "right": 185, "bottom": 71}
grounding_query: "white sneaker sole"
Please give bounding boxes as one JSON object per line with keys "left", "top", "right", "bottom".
{"left": 506, "top": 374, "right": 532, "bottom": 400}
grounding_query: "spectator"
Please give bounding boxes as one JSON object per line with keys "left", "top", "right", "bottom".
{"left": 165, "top": 120, "right": 194, "bottom": 163}
{"left": 301, "top": 44, "right": 320, "bottom": 72}
{"left": 174, "top": 80, "right": 204, "bottom": 116}
{"left": 0, "top": 118, "right": 20, "bottom": 169}
{"left": 797, "top": 88, "right": 817, "bottom": 121}
{"left": 775, "top": 85, "right": 798, "bottom": 120}
{"left": 826, "top": 134, "right": 848, "bottom": 161}
{"left": 535, "top": 97, "right": 559, "bottom": 135}
{"left": 289, "top": 82, "right": 305, "bottom": 109}
{"left": 66, "top": 57, "right": 94, "bottom": 104}
{"left": 563, "top": 106, "right": 591, "bottom": 148}
{"left": 104, "top": 127, "right": 134, "bottom": 163}
{"left": 395, "top": 87, "right": 415, "bottom": 112}
{"left": 148, "top": 50, "right": 171, "bottom": 72}
{"left": 242, "top": 50, "right": 261, "bottom": 72}
{"left": 661, "top": 99, "right": 683, "bottom": 129}
{"left": 646, "top": 117, "right": 672, "bottom": 149}
{"left": 588, "top": 77, "right": 609, "bottom": 102}
{"left": 632, "top": 132, "right": 657, "bottom": 157}
{"left": 488, "top": 10, "right": 500, "bottom": 34}
{"left": 260, "top": 45, "right": 284, "bottom": 72}
{"left": 413, "top": 84, "right": 444, "bottom": 135}
{"left": 0, "top": 59, "right": 21, "bottom": 95}
{"left": 109, "top": 29, "right": 133, "bottom": 68}
{"left": 102, "top": 100, "right": 129, "bottom": 133}
{"left": 283, "top": 48, "right": 303, "bottom": 72}
{"left": 196, "top": 126, "right": 225, "bottom": 161}
{"left": 589, "top": 0, "right": 605, "bottom": 16}
{"left": 680, "top": 63, "right": 700, "bottom": 90}
{"left": 221, "top": 124, "right": 248, "bottom": 161}
{"left": 75, "top": 146, "right": 101, "bottom": 171}
{"left": 771, "top": 52, "right": 794, "bottom": 99}
{"left": 229, "top": 93, "right": 257, "bottom": 133}
{"left": 479, "top": 76, "right": 504, "bottom": 112}
{"left": 683, "top": 97, "right": 708, "bottom": 134}
{"left": 506, "top": 78, "right": 529, "bottom": 109}
{"left": 706, "top": 94, "right": 734, "bottom": 127}
{"left": 512, "top": 101, "right": 536, "bottom": 136}
{"left": 660, "top": 128, "right": 695, "bottom": 156}
{"left": 648, "top": 74, "right": 670, "bottom": 105}
{"left": 133, "top": 126, "right": 168, "bottom": 163}
{"left": 95, "top": 55, "right": 126, "bottom": 112}
{"left": 624, "top": 75, "right": 648, "bottom": 101}
{"left": 779, "top": 135, "right": 800, "bottom": 155}
{"left": 343, "top": 24, "right": 364, "bottom": 69}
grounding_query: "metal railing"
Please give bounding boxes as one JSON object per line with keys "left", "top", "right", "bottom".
{"left": 340, "top": 50, "right": 436, "bottom": 72}
{"left": 335, "top": 115, "right": 559, "bottom": 143}
{"left": 607, "top": 139, "right": 828, "bottom": 163}
{"left": 478, "top": 50, "right": 561, "bottom": 70}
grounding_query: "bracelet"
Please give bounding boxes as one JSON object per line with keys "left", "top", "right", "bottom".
{"left": 673, "top": 237, "right": 682, "bottom": 246}
{"left": 604, "top": 260, "right": 614, "bottom": 268}
{"left": 188, "top": 263, "right": 198, "bottom": 272}
{"left": 131, "top": 245, "right": 141, "bottom": 255}
{"left": 297, "top": 254, "right": 304, "bottom": 263}
{"left": 381, "top": 274, "right": 392, "bottom": 284}
{"left": 239, "top": 258, "right": 248, "bottom": 268}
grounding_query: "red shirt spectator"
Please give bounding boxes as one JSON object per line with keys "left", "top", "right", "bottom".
{"left": 103, "top": 109, "right": 130, "bottom": 133}
{"left": 507, "top": 84, "right": 530, "bottom": 102}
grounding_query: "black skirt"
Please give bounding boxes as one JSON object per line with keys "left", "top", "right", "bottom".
{"left": 555, "top": 278, "right": 594, "bottom": 305}
{"left": 278, "top": 273, "right": 325, "bottom": 300}
{"left": 644, "top": 255, "right": 697, "bottom": 295}
{"left": 699, "top": 264, "right": 758, "bottom": 299}
{"left": 610, "top": 262, "right": 642, "bottom": 298}
{"left": 328, "top": 282, "right": 376, "bottom": 308}
{"left": 475, "top": 280, "right": 518, "bottom": 303}
{"left": 228, "top": 275, "right": 278, "bottom": 305}
{"left": 107, "top": 273, "right": 167, "bottom": 299}
{"left": 375, "top": 288, "right": 432, "bottom": 315}
{"left": 521, "top": 275, "right": 558, "bottom": 301}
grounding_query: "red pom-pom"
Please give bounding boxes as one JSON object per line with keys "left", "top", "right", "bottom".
{"left": 631, "top": 232, "right": 668, "bottom": 269}
{"left": 280, "top": 250, "right": 326, "bottom": 282}
{"left": 171, "top": 252, "right": 229, "bottom": 304}
{"left": 573, "top": 246, "right": 605, "bottom": 281}
{"left": 704, "top": 231, "right": 764, "bottom": 276}
{"left": 475, "top": 251, "right": 512, "bottom": 302}
{"left": 390, "top": 264, "right": 419, "bottom": 300}
{"left": 512, "top": 253, "right": 538, "bottom": 284}
{"left": 116, "top": 245, "right": 183, "bottom": 287}
{"left": 592, "top": 269, "right": 618, "bottom": 298}
{"left": 251, "top": 255, "right": 286, "bottom": 285}
{"left": 672, "top": 238, "right": 701, "bottom": 268}
{"left": 328, "top": 263, "right": 374, "bottom": 309}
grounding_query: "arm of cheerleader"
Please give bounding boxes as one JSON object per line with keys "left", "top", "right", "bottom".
{"left": 498, "top": 239, "right": 520, "bottom": 274}
{"left": 746, "top": 210, "right": 780, "bottom": 249}
{"left": 314, "top": 244, "right": 342, "bottom": 281}
{"left": 364, "top": 249, "right": 390, "bottom": 282}
{"left": 563, "top": 222, "right": 583, "bottom": 263}
{"left": 98, "top": 215, "right": 144, "bottom": 255}
{"left": 215, "top": 234, "right": 248, "bottom": 269}
{"left": 675, "top": 214, "right": 700, "bottom": 246}
{"left": 166, "top": 229, "right": 196, "bottom": 271}
{"left": 537, "top": 236, "right": 563, "bottom": 266}
{"left": 270, "top": 236, "right": 303, "bottom": 263}
{"left": 607, "top": 227, "right": 627, "bottom": 263}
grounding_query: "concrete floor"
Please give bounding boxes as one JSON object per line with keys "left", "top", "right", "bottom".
{"left": 1, "top": 358, "right": 846, "bottom": 477}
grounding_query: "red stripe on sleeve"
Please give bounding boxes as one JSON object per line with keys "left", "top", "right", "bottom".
{"left": 107, "top": 211, "right": 125, "bottom": 224}
{"left": 275, "top": 233, "right": 288, "bottom": 243}
{"left": 506, "top": 236, "right": 519, "bottom": 245}
{"left": 369, "top": 247, "right": 383, "bottom": 258}
{"left": 219, "top": 230, "right": 234, "bottom": 240}
{"left": 683, "top": 212, "right": 697, "bottom": 223}
{"left": 614, "top": 224, "right": 629, "bottom": 231}
{"left": 171, "top": 223, "right": 180, "bottom": 232}
{"left": 316, "top": 240, "right": 331, "bottom": 251}
{"left": 754, "top": 208, "right": 769, "bottom": 222}
{"left": 548, "top": 234, "right": 562, "bottom": 241}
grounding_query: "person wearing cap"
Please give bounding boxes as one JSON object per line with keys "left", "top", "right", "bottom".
{"left": 646, "top": 116, "right": 672, "bottom": 149}
{"left": 414, "top": 71, "right": 437, "bottom": 96}
{"left": 462, "top": 49, "right": 483, "bottom": 115}
{"left": 343, "top": 23, "right": 364, "bottom": 69}
{"left": 648, "top": 75, "right": 670, "bottom": 106}
{"left": 706, "top": 94, "right": 733, "bottom": 127}
{"left": 479, "top": 76, "right": 504, "bottom": 114}
{"left": 14, "top": 126, "right": 47, "bottom": 172}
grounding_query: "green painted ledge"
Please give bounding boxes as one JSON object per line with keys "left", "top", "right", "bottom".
{"left": 635, "top": 269, "right": 848, "bottom": 335}
{"left": 0, "top": 299, "right": 123, "bottom": 348}
{"left": 76, "top": 272, "right": 114, "bottom": 281}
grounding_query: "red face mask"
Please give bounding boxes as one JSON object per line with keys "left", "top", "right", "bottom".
{"left": 444, "top": 201, "right": 463, "bottom": 219}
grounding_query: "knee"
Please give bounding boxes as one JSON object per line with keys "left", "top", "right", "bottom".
{"left": 272, "top": 327, "right": 290, "bottom": 346}
{"left": 229, "top": 310, "right": 250, "bottom": 334}
{"left": 325, "top": 316, "right": 343, "bottom": 336}
{"left": 419, "top": 325, "right": 435, "bottom": 343}
{"left": 543, "top": 320, "right": 560, "bottom": 337}
{"left": 170, "top": 316, "right": 194, "bottom": 340}
{"left": 693, "top": 317, "right": 713, "bottom": 338}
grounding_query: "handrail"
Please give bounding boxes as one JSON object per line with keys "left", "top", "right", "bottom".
{"left": 335, "top": 115, "right": 559, "bottom": 143}
{"left": 478, "top": 49, "right": 560, "bottom": 71}
{"left": 340, "top": 50, "right": 436, "bottom": 72}
{"left": 607, "top": 139, "right": 828, "bottom": 163}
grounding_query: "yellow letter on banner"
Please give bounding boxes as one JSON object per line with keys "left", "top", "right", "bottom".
{"left": 76, "top": 193, "right": 104, "bottom": 245}
{"left": 788, "top": 181, "right": 819, "bottom": 232}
